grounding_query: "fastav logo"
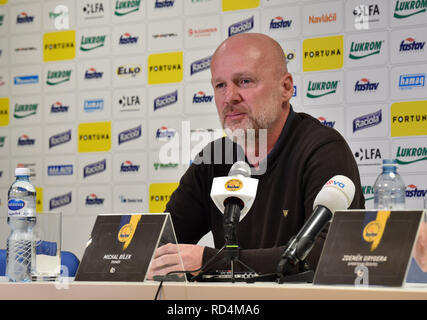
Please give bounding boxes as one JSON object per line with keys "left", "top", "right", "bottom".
{"left": 84, "top": 159, "right": 106, "bottom": 178}
{"left": 120, "top": 160, "right": 140, "bottom": 172}
{"left": 49, "top": 129, "right": 71, "bottom": 148}
{"left": 85, "top": 193, "right": 104, "bottom": 205}
{"left": 49, "top": 192, "right": 72, "bottom": 210}
{"left": 84, "top": 68, "right": 103, "bottom": 80}
{"left": 192, "top": 91, "right": 213, "bottom": 104}
{"left": 406, "top": 184, "right": 427, "bottom": 198}
{"left": 119, "top": 32, "right": 139, "bottom": 45}
{"left": 399, "top": 73, "right": 425, "bottom": 89}
{"left": 353, "top": 109, "right": 382, "bottom": 133}
{"left": 154, "top": 90, "right": 178, "bottom": 111}
{"left": 228, "top": 16, "right": 254, "bottom": 37}
{"left": 47, "top": 165, "right": 73, "bottom": 176}
{"left": 154, "top": 0, "right": 175, "bottom": 8}
{"left": 156, "top": 126, "right": 176, "bottom": 141}
{"left": 16, "top": 12, "right": 34, "bottom": 24}
{"left": 118, "top": 125, "right": 141, "bottom": 145}
{"left": 269, "top": 16, "right": 292, "bottom": 30}
{"left": 317, "top": 116, "right": 336, "bottom": 128}
{"left": 190, "top": 56, "right": 212, "bottom": 75}
{"left": 51, "top": 101, "right": 70, "bottom": 113}
{"left": 354, "top": 78, "right": 379, "bottom": 92}
{"left": 399, "top": 37, "right": 425, "bottom": 52}
{"left": 17, "top": 134, "right": 36, "bottom": 146}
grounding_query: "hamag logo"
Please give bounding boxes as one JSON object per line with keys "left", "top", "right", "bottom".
{"left": 16, "top": 12, "right": 35, "bottom": 24}
{"left": 154, "top": 90, "right": 177, "bottom": 111}
{"left": 50, "top": 192, "right": 72, "bottom": 210}
{"left": 14, "top": 103, "right": 38, "bottom": 119}
{"left": 317, "top": 116, "right": 335, "bottom": 128}
{"left": 47, "top": 165, "right": 73, "bottom": 176}
{"left": 193, "top": 91, "right": 213, "bottom": 104}
{"left": 85, "top": 68, "right": 103, "bottom": 80}
{"left": 394, "top": 0, "right": 427, "bottom": 19}
{"left": 191, "top": 56, "right": 211, "bottom": 76}
{"left": 354, "top": 78, "right": 379, "bottom": 93}
{"left": 118, "top": 125, "right": 141, "bottom": 145}
{"left": 120, "top": 160, "right": 140, "bottom": 172}
{"left": 114, "top": 0, "right": 141, "bottom": 16}
{"left": 119, "top": 32, "right": 139, "bottom": 45}
{"left": 399, "top": 73, "right": 426, "bottom": 90}
{"left": 84, "top": 159, "right": 106, "bottom": 178}
{"left": 349, "top": 40, "right": 383, "bottom": 60}
{"left": 84, "top": 99, "right": 104, "bottom": 112}
{"left": 306, "top": 80, "right": 339, "bottom": 98}
{"left": 46, "top": 70, "right": 72, "bottom": 86}
{"left": 399, "top": 37, "right": 425, "bottom": 53}
{"left": 353, "top": 109, "right": 382, "bottom": 133}
{"left": 228, "top": 16, "right": 254, "bottom": 37}
{"left": 49, "top": 129, "right": 71, "bottom": 148}
{"left": 269, "top": 16, "right": 292, "bottom": 30}
{"left": 80, "top": 35, "right": 106, "bottom": 52}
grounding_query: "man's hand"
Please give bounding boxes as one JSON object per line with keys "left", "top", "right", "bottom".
{"left": 414, "top": 222, "right": 427, "bottom": 272}
{"left": 147, "top": 243, "right": 204, "bottom": 279}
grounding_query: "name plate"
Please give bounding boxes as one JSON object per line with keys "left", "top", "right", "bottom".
{"left": 314, "top": 210, "right": 424, "bottom": 287}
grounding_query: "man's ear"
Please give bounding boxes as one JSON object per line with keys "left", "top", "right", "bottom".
{"left": 280, "top": 72, "right": 294, "bottom": 102}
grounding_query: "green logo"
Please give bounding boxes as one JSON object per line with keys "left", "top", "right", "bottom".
{"left": 0, "top": 136, "right": 5, "bottom": 148}
{"left": 306, "top": 81, "right": 338, "bottom": 98}
{"left": 46, "top": 70, "right": 72, "bottom": 86}
{"left": 394, "top": 0, "right": 427, "bottom": 19}
{"left": 14, "top": 103, "right": 38, "bottom": 119}
{"left": 153, "top": 162, "right": 179, "bottom": 170}
{"left": 396, "top": 146, "right": 427, "bottom": 165}
{"left": 80, "top": 35, "right": 106, "bottom": 52}
{"left": 362, "top": 185, "right": 374, "bottom": 201}
{"left": 349, "top": 41, "right": 383, "bottom": 60}
{"left": 114, "top": 0, "right": 141, "bottom": 16}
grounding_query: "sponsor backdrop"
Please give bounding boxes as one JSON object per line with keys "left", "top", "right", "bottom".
{"left": 0, "top": 0, "right": 426, "bottom": 259}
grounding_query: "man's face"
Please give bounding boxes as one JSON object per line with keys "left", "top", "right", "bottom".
{"left": 210, "top": 44, "right": 286, "bottom": 134}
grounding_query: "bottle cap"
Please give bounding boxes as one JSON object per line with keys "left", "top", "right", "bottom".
{"left": 382, "top": 159, "right": 397, "bottom": 166}
{"left": 15, "top": 167, "right": 30, "bottom": 176}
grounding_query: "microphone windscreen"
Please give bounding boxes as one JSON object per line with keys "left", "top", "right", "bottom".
{"left": 313, "top": 175, "right": 355, "bottom": 214}
{"left": 228, "top": 161, "right": 251, "bottom": 177}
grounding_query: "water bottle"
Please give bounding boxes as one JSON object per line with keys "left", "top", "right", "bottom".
{"left": 6, "top": 167, "right": 37, "bottom": 282}
{"left": 373, "top": 159, "right": 406, "bottom": 210}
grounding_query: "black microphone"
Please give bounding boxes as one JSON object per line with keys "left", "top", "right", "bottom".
{"left": 277, "top": 175, "right": 355, "bottom": 279}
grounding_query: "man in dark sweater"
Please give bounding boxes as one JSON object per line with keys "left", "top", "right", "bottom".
{"left": 147, "top": 33, "right": 365, "bottom": 279}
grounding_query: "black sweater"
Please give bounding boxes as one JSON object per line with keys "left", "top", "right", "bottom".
{"left": 166, "top": 109, "right": 365, "bottom": 275}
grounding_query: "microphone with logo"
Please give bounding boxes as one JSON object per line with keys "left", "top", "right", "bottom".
{"left": 277, "top": 175, "right": 355, "bottom": 283}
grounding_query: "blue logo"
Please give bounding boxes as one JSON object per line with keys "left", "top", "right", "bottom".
{"left": 84, "top": 68, "right": 103, "bottom": 80}
{"left": 318, "top": 117, "right": 336, "bottom": 128}
{"left": 120, "top": 160, "right": 140, "bottom": 172}
{"left": 17, "top": 135, "right": 35, "bottom": 146}
{"left": 49, "top": 192, "right": 72, "bottom": 210}
{"left": 154, "top": 90, "right": 178, "bottom": 111}
{"left": 154, "top": 0, "right": 175, "bottom": 8}
{"left": 84, "top": 99, "right": 104, "bottom": 112}
{"left": 47, "top": 165, "right": 73, "bottom": 176}
{"left": 16, "top": 12, "right": 34, "bottom": 24}
{"left": 118, "top": 125, "right": 141, "bottom": 145}
{"left": 399, "top": 73, "right": 426, "bottom": 90}
{"left": 354, "top": 78, "right": 379, "bottom": 92}
{"left": 353, "top": 109, "right": 382, "bottom": 133}
{"left": 156, "top": 126, "right": 176, "bottom": 140}
{"left": 49, "top": 130, "right": 71, "bottom": 148}
{"left": 14, "top": 75, "right": 39, "bottom": 85}
{"left": 85, "top": 193, "right": 104, "bottom": 206}
{"left": 190, "top": 56, "right": 212, "bottom": 75}
{"left": 269, "top": 16, "right": 292, "bottom": 30}
{"left": 119, "top": 32, "right": 139, "bottom": 45}
{"left": 192, "top": 91, "right": 213, "bottom": 104}
{"left": 292, "top": 85, "right": 297, "bottom": 97}
{"left": 8, "top": 199, "right": 25, "bottom": 212}
{"left": 399, "top": 37, "right": 425, "bottom": 53}
{"left": 84, "top": 159, "right": 106, "bottom": 178}
{"left": 228, "top": 16, "right": 254, "bottom": 37}
{"left": 50, "top": 102, "right": 69, "bottom": 113}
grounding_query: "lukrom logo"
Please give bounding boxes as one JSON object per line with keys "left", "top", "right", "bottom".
{"left": 396, "top": 145, "right": 427, "bottom": 165}
{"left": 349, "top": 40, "right": 383, "bottom": 60}
{"left": 306, "top": 80, "right": 339, "bottom": 98}
{"left": 46, "top": 70, "right": 72, "bottom": 86}
{"left": 394, "top": 0, "right": 427, "bottom": 19}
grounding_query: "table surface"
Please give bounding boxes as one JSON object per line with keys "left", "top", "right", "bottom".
{"left": 1, "top": 278, "right": 427, "bottom": 300}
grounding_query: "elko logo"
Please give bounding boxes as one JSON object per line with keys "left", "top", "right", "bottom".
{"left": 353, "top": 110, "right": 382, "bottom": 133}
{"left": 393, "top": 0, "right": 427, "bottom": 19}
{"left": 148, "top": 52, "right": 183, "bottom": 84}
{"left": 302, "top": 35, "right": 343, "bottom": 72}
{"left": 114, "top": 0, "right": 141, "bottom": 16}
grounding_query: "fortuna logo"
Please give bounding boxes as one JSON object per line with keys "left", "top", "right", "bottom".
{"left": 51, "top": 101, "right": 69, "bottom": 113}
{"left": 190, "top": 56, "right": 211, "bottom": 75}
{"left": 406, "top": 184, "right": 427, "bottom": 198}
{"left": 46, "top": 70, "right": 72, "bottom": 86}
{"left": 306, "top": 80, "right": 339, "bottom": 98}
{"left": 49, "top": 192, "right": 72, "bottom": 210}
{"left": 399, "top": 37, "right": 425, "bottom": 52}
{"left": 228, "top": 16, "right": 254, "bottom": 37}
{"left": 14, "top": 103, "right": 38, "bottom": 119}
{"left": 47, "top": 165, "right": 73, "bottom": 176}
{"left": 349, "top": 40, "right": 383, "bottom": 60}
{"left": 49, "top": 129, "right": 71, "bottom": 148}
{"left": 308, "top": 13, "right": 337, "bottom": 24}
{"left": 392, "top": 113, "right": 427, "bottom": 124}
{"left": 154, "top": 0, "right": 175, "bottom": 8}
{"left": 154, "top": 90, "right": 178, "bottom": 111}
{"left": 114, "top": 0, "right": 141, "bottom": 16}
{"left": 85, "top": 193, "right": 104, "bottom": 206}
{"left": 117, "top": 65, "right": 141, "bottom": 77}
{"left": 84, "top": 159, "right": 106, "bottom": 178}
{"left": 304, "top": 48, "right": 341, "bottom": 59}
{"left": 84, "top": 68, "right": 103, "bottom": 79}
{"left": 120, "top": 160, "right": 140, "bottom": 172}
{"left": 118, "top": 125, "right": 141, "bottom": 145}
{"left": 192, "top": 91, "right": 213, "bottom": 104}
{"left": 394, "top": 0, "right": 427, "bottom": 19}
{"left": 149, "top": 63, "right": 182, "bottom": 73}
{"left": 119, "top": 32, "right": 139, "bottom": 45}
{"left": 354, "top": 78, "right": 379, "bottom": 92}
{"left": 80, "top": 35, "right": 106, "bottom": 51}
{"left": 17, "top": 134, "right": 35, "bottom": 146}
{"left": 156, "top": 126, "right": 176, "bottom": 140}
{"left": 16, "top": 12, "right": 34, "bottom": 24}
{"left": 270, "top": 16, "right": 292, "bottom": 29}
{"left": 317, "top": 116, "right": 336, "bottom": 128}
{"left": 396, "top": 146, "right": 427, "bottom": 165}
{"left": 353, "top": 109, "right": 382, "bottom": 133}
{"left": 398, "top": 73, "right": 426, "bottom": 89}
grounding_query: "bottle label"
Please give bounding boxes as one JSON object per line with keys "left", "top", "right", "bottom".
{"left": 8, "top": 198, "right": 27, "bottom": 217}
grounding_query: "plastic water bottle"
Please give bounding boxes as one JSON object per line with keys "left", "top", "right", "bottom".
{"left": 373, "top": 159, "right": 406, "bottom": 210}
{"left": 6, "top": 167, "right": 37, "bottom": 282}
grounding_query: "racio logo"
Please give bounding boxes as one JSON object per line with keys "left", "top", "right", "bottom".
{"left": 353, "top": 110, "right": 382, "bottom": 133}
{"left": 154, "top": 90, "right": 178, "bottom": 111}
{"left": 228, "top": 16, "right": 254, "bottom": 37}
{"left": 49, "top": 129, "right": 71, "bottom": 148}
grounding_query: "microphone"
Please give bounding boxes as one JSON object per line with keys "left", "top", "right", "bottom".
{"left": 277, "top": 175, "right": 355, "bottom": 278}
{"left": 210, "top": 161, "right": 258, "bottom": 244}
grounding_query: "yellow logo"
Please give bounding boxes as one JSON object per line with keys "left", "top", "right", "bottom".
{"left": 0, "top": 0, "right": 7, "bottom": 4}
{"left": 222, "top": 0, "right": 260, "bottom": 11}
{"left": 36, "top": 187, "right": 43, "bottom": 213}
{"left": 148, "top": 51, "right": 183, "bottom": 85}
{"left": 43, "top": 30, "right": 76, "bottom": 62}
{"left": 363, "top": 211, "right": 390, "bottom": 251}
{"left": 118, "top": 215, "right": 141, "bottom": 251}
{"left": 78, "top": 121, "right": 111, "bottom": 152}
{"left": 391, "top": 100, "right": 427, "bottom": 137}
{"left": 225, "top": 179, "right": 243, "bottom": 191}
{"left": 0, "top": 98, "right": 9, "bottom": 126}
{"left": 302, "top": 35, "right": 344, "bottom": 72}
{"left": 149, "top": 182, "right": 179, "bottom": 213}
